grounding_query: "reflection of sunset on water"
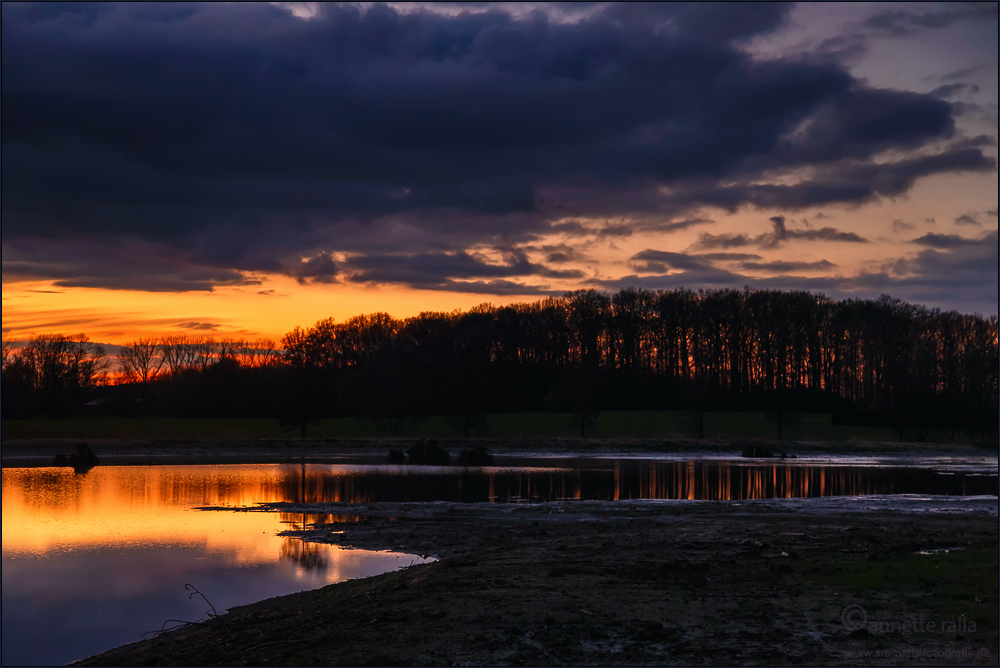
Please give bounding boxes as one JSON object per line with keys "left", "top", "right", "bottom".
{"left": 247, "top": 460, "right": 992, "bottom": 503}
{"left": 2, "top": 465, "right": 430, "bottom": 668}
{"left": 4, "top": 462, "right": 993, "bottom": 557}
{"left": 1, "top": 466, "right": 412, "bottom": 580}
{"left": 4, "top": 466, "right": 286, "bottom": 561}
{"left": 614, "top": 462, "right": 994, "bottom": 501}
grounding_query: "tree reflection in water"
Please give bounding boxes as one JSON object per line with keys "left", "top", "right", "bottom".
{"left": 280, "top": 537, "right": 329, "bottom": 571}
{"left": 268, "top": 462, "right": 997, "bottom": 504}
{"left": 277, "top": 513, "right": 369, "bottom": 571}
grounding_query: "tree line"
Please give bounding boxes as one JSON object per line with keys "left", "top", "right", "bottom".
{"left": 2, "top": 288, "right": 997, "bottom": 441}
{"left": 1, "top": 334, "right": 280, "bottom": 419}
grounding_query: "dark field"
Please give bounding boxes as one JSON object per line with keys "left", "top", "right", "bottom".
{"left": 1, "top": 410, "right": 926, "bottom": 442}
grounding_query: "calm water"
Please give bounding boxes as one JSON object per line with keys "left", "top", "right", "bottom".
{"left": 1, "top": 465, "right": 431, "bottom": 667}
{"left": 217, "top": 458, "right": 997, "bottom": 503}
{"left": 2, "top": 460, "right": 996, "bottom": 665}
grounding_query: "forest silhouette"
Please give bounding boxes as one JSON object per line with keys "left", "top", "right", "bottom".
{"left": 2, "top": 288, "right": 997, "bottom": 441}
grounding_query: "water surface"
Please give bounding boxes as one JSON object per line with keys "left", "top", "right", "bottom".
{"left": 213, "top": 458, "right": 997, "bottom": 503}
{"left": 3, "top": 459, "right": 996, "bottom": 665}
{"left": 1, "top": 465, "right": 429, "bottom": 667}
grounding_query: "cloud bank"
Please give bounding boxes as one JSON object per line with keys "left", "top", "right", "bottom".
{"left": 1, "top": 2, "right": 995, "bottom": 305}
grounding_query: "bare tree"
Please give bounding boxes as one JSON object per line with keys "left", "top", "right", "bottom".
{"left": 163, "top": 335, "right": 202, "bottom": 375}
{"left": 192, "top": 337, "right": 219, "bottom": 371}
{"left": 216, "top": 337, "right": 239, "bottom": 362}
{"left": 22, "top": 334, "right": 97, "bottom": 393}
{"left": 1, "top": 332, "right": 15, "bottom": 372}
{"left": 117, "top": 338, "right": 164, "bottom": 385}
{"left": 237, "top": 337, "right": 277, "bottom": 368}
{"left": 256, "top": 338, "right": 278, "bottom": 367}
{"left": 69, "top": 338, "right": 110, "bottom": 389}
{"left": 8, "top": 333, "right": 109, "bottom": 401}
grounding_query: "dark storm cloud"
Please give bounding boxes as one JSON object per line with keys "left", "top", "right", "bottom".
{"left": 627, "top": 249, "right": 764, "bottom": 274}
{"left": 864, "top": 5, "right": 998, "bottom": 37}
{"left": 763, "top": 216, "right": 867, "bottom": 246}
{"left": 596, "top": 232, "right": 998, "bottom": 315}
{"left": 338, "top": 248, "right": 583, "bottom": 293}
{"left": 177, "top": 321, "right": 222, "bottom": 332}
{"left": 703, "top": 149, "right": 995, "bottom": 211}
{"left": 784, "top": 226, "right": 866, "bottom": 243}
{"left": 740, "top": 260, "right": 838, "bottom": 273}
{"left": 893, "top": 219, "right": 915, "bottom": 232}
{"left": 954, "top": 213, "right": 982, "bottom": 226}
{"left": 597, "top": 223, "right": 634, "bottom": 239}
{"left": 638, "top": 218, "right": 715, "bottom": 234}
{"left": 543, "top": 216, "right": 712, "bottom": 240}
{"left": 591, "top": 268, "right": 746, "bottom": 292}
{"left": 545, "top": 221, "right": 590, "bottom": 237}
{"left": 629, "top": 248, "right": 837, "bottom": 276}
{"left": 693, "top": 233, "right": 755, "bottom": 249}
{"left": 929, "top": 83, "right": 981, "bottom": 99}
{"left": 289, "top": 253, "right": 339, "bottom": 285}
{"left": 696, "top": 252, "right": 762, "bottom": 262}
{"left": 535, "top": 243, "right": 588, "bottom": 264}
{"left": 1, "top": 2, "right": 993, "bottom": 291}
{"left": 925, "top": 64, "right": 992, "bottom": 82}
{"left": 874, "top": 232, "right": 999, "bottom": 301}
{"left": 1, "top": 238, "right": 254, "bottom": 292}
{"left": 627, "top": 249, "right": 715, "bottom": 274}
{"left": 911, "top": 233, "right": 983, "bottom": 249}
{"left": 694, "top": 216, "right": 867, "bottom": 250}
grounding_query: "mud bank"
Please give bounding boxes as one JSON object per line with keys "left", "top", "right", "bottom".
{"left": 74, "top": 497, "right": 998, "bottom": 667}
{"left": 3, "top": 436, "right": 996, "bottom": 468}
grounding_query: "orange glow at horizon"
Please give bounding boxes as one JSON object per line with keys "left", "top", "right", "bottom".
{"left": 1, "top": 275, "right": 536, "bottom": 345}
{"left": 4, "top": 174, "right": 998, "bottom": 346}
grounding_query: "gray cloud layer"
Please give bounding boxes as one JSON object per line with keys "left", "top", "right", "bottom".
{"left": 1, "top": 2, "right": 996, "bottom": 301}
{"left": 694, "top": 216, "right": 869, "bottom": 250}
{"left": 598, "top": 231, "right": 997, "bottom": 314}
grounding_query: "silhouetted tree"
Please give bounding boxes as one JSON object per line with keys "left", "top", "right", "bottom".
{"left": 1, "top": 334, "right": 108, "bottom": 416}
{"left": 4, "top": 289, "right": 996, "bottom": 443}
{"left": 117, "top": 338, "right": 163, "bottom": 386}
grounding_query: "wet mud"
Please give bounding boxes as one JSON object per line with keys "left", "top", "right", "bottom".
{"left": 74, "top": 497, "right": 998, "bottom": 666}
{"left": 3, "top": 436, "right": 996, "bottom": 468}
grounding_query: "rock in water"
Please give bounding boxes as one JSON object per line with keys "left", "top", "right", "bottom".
{"left": 457, "top": 446, "right": 495, "bottom": 466}
{"left": 386, "top": 448, "right": 406, "bottom": 464}
{"left": 70, "top": 444, "right": 100, "bottom": 471}
{"left": 406, "top": 438, "right": 450, "bottom": 465}
{"left": 55, "top": 443, "right": 100, "bottom": 472}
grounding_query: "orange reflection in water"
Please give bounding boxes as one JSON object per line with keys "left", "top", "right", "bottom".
{"left": 624, "top": 461, "right": 918, "bottom": 501}
{"left": 1, "top": 465, "right": 380, "bottom": 579}
{"left": 2, "top": 465, "right": 433, "bottom": 668}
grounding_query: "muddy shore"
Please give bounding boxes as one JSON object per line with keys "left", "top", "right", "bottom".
{"left": 73, "top": 496, "right": 998, "bottom": 667}
{"left": 3, "top": 436, "right": 996, "bottom": 468}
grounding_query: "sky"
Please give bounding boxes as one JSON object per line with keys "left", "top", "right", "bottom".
{"left": 2, "top": 1, "right": 997, "bottom": 344}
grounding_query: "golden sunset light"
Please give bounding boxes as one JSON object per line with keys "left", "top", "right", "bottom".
{"left": 3, "top": 3, "right": 997, "bottom": 667}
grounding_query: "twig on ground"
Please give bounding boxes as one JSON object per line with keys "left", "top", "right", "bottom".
{"left": 186, "top": 582, "right": 219, "bottom": 618}
{"left": 140, "top": 619, "right": 206, "bottom": 639}
{"left": 140, "top": 583, "right": 220, "bottom": 639}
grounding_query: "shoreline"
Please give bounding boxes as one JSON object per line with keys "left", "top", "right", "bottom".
{"left": 73, "top": 497, "right": 999, "bottom": 666}
{"left": 3, "top": 437, "right": 997, "bottom": 468}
